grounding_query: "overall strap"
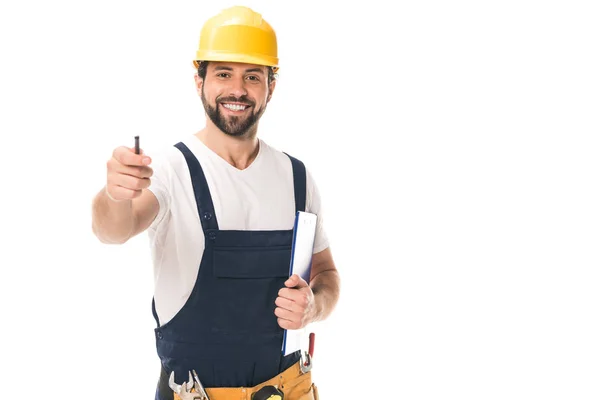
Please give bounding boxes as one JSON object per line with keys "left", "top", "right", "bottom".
{"left": 284, "top": 153, "right": 307, "bottom": 213}
{"left": 174, "top": 142, "right": 219, "bottom": 231}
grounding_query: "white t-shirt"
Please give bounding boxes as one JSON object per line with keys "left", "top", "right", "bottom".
{"left": 147, "top": 134, "right": 329, "bottom": 326}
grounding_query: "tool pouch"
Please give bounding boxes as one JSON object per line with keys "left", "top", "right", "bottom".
{"left": 252, "top": 385, "right": 284, "bottom": 400}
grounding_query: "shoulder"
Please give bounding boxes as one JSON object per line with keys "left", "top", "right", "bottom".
{"left": 259, "top": 140, "right": 323, "bottom": 203}
{"left": 259, "top": 139, "right": 294, "bottom": 164}
{"left": 149, "top": 135, "right": 199, "bottom": 176}
{"left": 259, "top": 139, "right": 311, "bottom": 175}
{"left": 261, "top": 140, "right": 321, "bottom": 183}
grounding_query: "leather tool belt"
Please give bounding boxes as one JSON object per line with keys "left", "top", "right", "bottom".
{"left": 168, "top": 361, "right": 318, "bottom": 400}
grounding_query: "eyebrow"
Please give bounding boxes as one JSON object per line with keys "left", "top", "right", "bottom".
{"left": 245, "top": 68, "right": 265, "bottom": 75}
{"left": 213, "top": 66, "right": 265, "bottom": 75}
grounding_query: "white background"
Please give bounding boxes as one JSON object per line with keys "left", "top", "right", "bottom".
{"left": 1, "top": 0, "right": 599, "bottom": 398}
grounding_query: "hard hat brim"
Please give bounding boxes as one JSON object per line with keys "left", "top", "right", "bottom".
{"left": 193, "top": 51, "right": 279, "bottom": 73}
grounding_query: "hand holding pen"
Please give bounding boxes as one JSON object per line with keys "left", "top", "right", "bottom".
{"left": 105, "top": 136, "right": 153, "bottom": 202}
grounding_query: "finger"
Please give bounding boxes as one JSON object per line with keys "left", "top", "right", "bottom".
{"left": 274, "top": 306, "right": 295, "bottom": 321}
{"left": 285, "top": 274, "right": 308, "bottom": 288}
{"left": 113, "top": 146, "right": 152, "bottom": 166}
{"left": 275, "top": 296, "right": 302, "bottom": 313}
{"left": 278, "top": 287, "right": 310, "bottom": 309}
{"left": 115, "top": 162, "right": 154, "bottom": 179}
{"left": 275, "top": 308, "right": 302, "bottom": 328}
{"left": 108, "top": 171, "right": 151, "bottom": 191}
{"left": 284, "top": 275, "right": 298, "bottom": 288}
{"left": 277, "top": 317, "right": 300, "bottom": 330}
{"left": 108, "top": 157, "right": 153, "bottom": 178}
{"left": 278, "top": 287, "right": 302, "bottom": 301}
{"left": 277, "top": 287, "right": 295, "bottom": 301}
{"left": 130, "top": 146, "right": 145, "bottom": 155}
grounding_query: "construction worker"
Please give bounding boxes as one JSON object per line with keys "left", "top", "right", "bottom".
{"left": 91, "top": 6, "right": 339, "bottom": 400}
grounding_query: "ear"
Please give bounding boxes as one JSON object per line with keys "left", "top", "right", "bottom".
{"left": 194, "top": 73, "right": 203, "bottom": 96}
{"left": 267, "top": 79, "right": 277, "bottom": 103}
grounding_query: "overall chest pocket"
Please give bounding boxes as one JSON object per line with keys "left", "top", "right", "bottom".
{"left": 213, "top": 245, "right": 292, "bottom": 279}
{"left": 209, "top": 243, "right": 292, "bottom": 334}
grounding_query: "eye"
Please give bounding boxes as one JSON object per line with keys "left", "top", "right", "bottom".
{"left": 217, "top": 72, "right": 230, "bottom": 78}
{"left": 246, "top": 75, "right": 260, "bottom": 82}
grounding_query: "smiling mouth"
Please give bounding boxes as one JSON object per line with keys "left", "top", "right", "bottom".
{"left": 221, "top": 103, "right": 251, "bottom": 112}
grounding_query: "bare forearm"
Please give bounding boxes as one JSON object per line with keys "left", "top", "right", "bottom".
{"left": 310, "top": 269, "right": 340, "bottom": 322}
{"left": 91, "top": 187, "right": 136, "bottom": 244}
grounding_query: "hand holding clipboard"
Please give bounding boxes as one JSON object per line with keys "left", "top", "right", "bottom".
{"left": 278, "top": 211, "right": 318, "bottom": 356}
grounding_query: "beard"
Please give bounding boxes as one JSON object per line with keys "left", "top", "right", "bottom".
{"left": 201, "top": 88, "right": 267, "bottom": 137}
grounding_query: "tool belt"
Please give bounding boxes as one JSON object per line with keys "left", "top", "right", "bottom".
{"left": 166, "top": 361, "right": 317, "bottom": 400}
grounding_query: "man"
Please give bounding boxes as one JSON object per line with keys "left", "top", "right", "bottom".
{"left": 91, "top": 6, "right": 339, "bottom": 400}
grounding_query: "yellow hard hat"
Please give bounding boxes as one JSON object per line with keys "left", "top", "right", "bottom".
{"left": 193, "top": 6, "right": 279, "bottom": 73}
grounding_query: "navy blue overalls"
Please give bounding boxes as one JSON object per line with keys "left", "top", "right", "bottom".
{"left": 154, "top": 142, "right": 304, "bottom": 399}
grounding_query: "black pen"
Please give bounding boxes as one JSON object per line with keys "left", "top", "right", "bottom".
{"left": 134, "top": 135, "right": 140, "bottom": 155}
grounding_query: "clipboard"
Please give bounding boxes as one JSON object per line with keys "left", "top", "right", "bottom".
{"left": 282, "top": 211, "right": 317, "bottom": 356}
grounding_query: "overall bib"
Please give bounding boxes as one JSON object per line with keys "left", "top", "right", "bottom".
{"left": 154, "top": 142, "right": 305, "bottom": 399}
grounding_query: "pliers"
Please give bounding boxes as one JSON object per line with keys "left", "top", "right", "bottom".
{"left": 168, "top": 370, "right": 210, "bottom": 400}
{"left": 300, "top": 332, "right": 315, "bottom": 374}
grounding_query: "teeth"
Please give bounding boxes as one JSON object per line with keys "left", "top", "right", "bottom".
{"left": 223, "top": 103, "right": 246, "bottom": 111}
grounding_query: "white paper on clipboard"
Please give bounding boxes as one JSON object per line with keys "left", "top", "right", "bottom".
{"left": 282, "top": 211, "right": 317, "bottom": 356}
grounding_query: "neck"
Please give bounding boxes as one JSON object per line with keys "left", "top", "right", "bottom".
{"left": 195, "top": 122, "right": 260, "bottom": 170}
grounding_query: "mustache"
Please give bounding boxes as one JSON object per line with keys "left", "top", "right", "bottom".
{"left": 217, "top": 95, "right": 255, "bottom": 106}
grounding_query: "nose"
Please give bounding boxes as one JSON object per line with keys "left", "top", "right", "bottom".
{"left": 228, "top": 77, "right": 247, "bottom": 99}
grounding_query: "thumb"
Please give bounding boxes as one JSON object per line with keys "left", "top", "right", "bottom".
{"left": 285, "top": 274, "right": 308, "bottom": 288}
{"left": 130, "top": 146, "right": 145, "bottom": 155}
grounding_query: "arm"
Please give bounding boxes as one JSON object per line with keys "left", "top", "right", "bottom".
{"left": 275, "top": 166, "right": 340, "bottom": 328}
{"left": 91, "top": 145, "right": 161, "bottom": 244}
{"left": 308, "top": 247, "right": 340, "bottom": 322}
{"left": 91, "top": 188, "right": 159, "bottom": 244}
{"left": 275, "top": 246, "right": 340, "bottom": 329}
